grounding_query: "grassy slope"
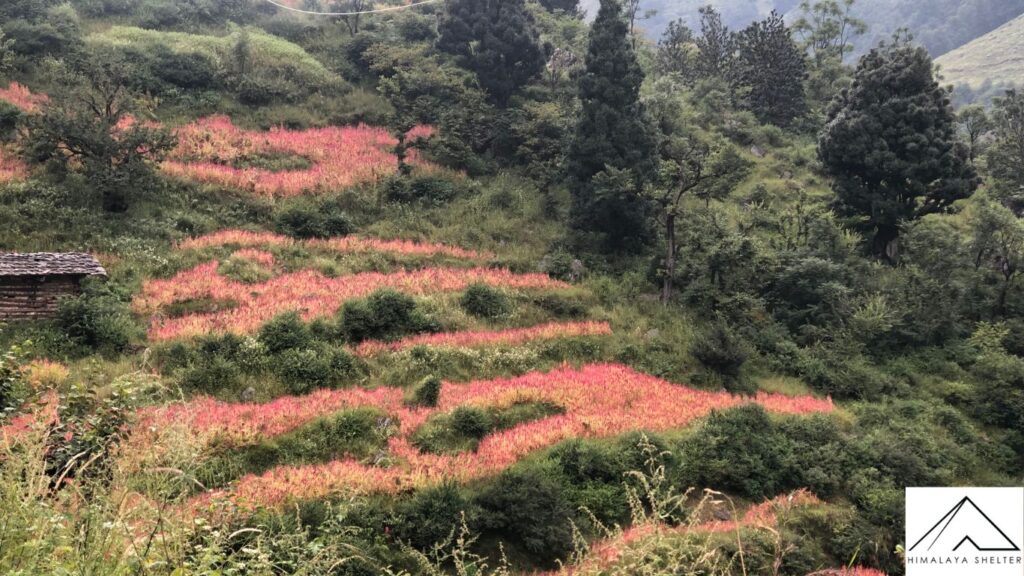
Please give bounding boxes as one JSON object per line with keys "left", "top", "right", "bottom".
{"left": 936, "top": 13, "right": 1024, "bottom": 89}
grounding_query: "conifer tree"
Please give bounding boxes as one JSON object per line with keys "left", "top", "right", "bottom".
{"left": 736, "top": 12, "right": 808, "bottom": 126}
{"left": 818, "top": 37, "right": 978, "bottom": 261}
{"left": 695, "top": 6, "right": 736, "bottom": 81}
{"left": 437, "top": 0, "right": 545, "bottom": 105}
{"left": 567, "top": 0, "right": 655, "bottom": 251}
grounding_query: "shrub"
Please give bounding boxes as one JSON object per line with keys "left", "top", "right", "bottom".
{"left": 274, "top": 204, "right": 354, "bottom": 239}
{"left": 56, "top": 280, "right": 137, "bottom": 355}
{"left": 396, "top": 482, "right": 473, "bottom": 550}
{"left": 411, "top": 375, "right": 441, "bottom": 407}
{"left": 274, "top": 347, "right": 354, "bottom": 395}
{"left": 180, "top": 355, "right": 241, "bottom": 394}
{"left": 474, "top": 467, "right": 575, "bottom": 564}
{"left": 450, "top": 406, "right": 492, "bottom": 439}
{"left": 0, "top": 341, "right": 26, "bottom": 414}
{"left": 339, "top": 290, "right": 436, "bottom": 343}
{"left": 459, "top": 284, "right": 510, "bottom": 319}
{"left": 691, "top": 322, "right": 750, "bottom": 379}
{"left": 258, "top": 312, "right": 312, "bottom": 355}
{"left": 384, "top": 175, "right": 458, "bottom": 205}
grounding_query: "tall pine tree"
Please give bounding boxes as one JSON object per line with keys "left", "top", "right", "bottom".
{"left": 695, "top": 6, "right": 736, "bottom": 81}
{"left": 818, "top": 37, "right": 978, "bottom": 261}
{"left": 736, "top": 12, "right": 807, "bottom": 126}
{"left": 437, "top": 0, "right": 545, "bottom": 105}
{"left": 568, "top": 0, "right": 655, "bottom": 251}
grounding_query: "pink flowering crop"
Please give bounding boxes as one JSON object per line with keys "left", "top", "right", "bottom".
{"left": 230, "top": 248, "right": 276, "bottom": 268}
{"left": 0, "top": 146, "right": 27, "bottom": 183}
{"left": 354, "top": 321, "right": 612, "bottom": 356}
{"left": 136, "top": 263, "right": 567, "bottom": 341}
{"left": 137, "top": 364, "right": 834, "bottom": 509}
{"left": 0, "top": 82, "right": 48, "bottom": 113}
{"left": 162, "top": 116, "right": 437, "bottom": 197}
{"left": 177, "top": 228, "right": 492, "bottom": 260}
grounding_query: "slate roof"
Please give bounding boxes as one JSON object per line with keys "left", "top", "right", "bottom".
{"left": 0, "top": 253, "right": 107, "bottom": 277}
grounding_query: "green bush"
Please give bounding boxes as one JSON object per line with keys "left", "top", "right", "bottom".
{"left": 384, "top": 175, "right": 459, "bottom": 205}
{"left": 411, "top": 375, "right": 442, "bottom": 407}
{"left": 339, "top": 290, "right": 437, "bottom": 343}
{"left": 274, "top": 347, "right": 355, "bottom": 395}
{"left": 274, "top": 204, "right": 354, "bottom": 239}
{"left": 395, "top": 482, "right": 473, "bottom": 550}
{"left": 450, "top": 406, "right": 492, "bottom": 439}
{"left": 691, "top": 322, "right": 750, "bottom": 380}
{"left": 474, "top": 467, "right": 575, "bottom": 564}
{"left": 180, "top": 355, "right": 241, "bottom": 394}
{"left": 258, "top": 312, "right": 312, "bottom": 355}
{"left": 56, "top": 279, "right": 138, "bottom": 355}
{"left": 459, "top": 284, "right": 509, "bottom": 319}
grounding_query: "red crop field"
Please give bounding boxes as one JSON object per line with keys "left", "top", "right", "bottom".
{"left": 136, "top": 262, "right": 568, "bottom": 340}
{"left": 162, "top": 115, "right": 437, "bottom": 197}
{"left": 133, "top": 364, "right": 834, "bottom": 508}
{"left": 0, "top": 147, "right": 27, "bottom": 183}
{"left": 177, "top": 229, "right": 492, "bottom": 260}
{"left": 0, "top": 82, "right": 47, "bottom": 113}
{"left": 354, "top": 320, "right": 613, "bottom": 356}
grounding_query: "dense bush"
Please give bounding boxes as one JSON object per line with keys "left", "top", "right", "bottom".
{"left": 339, "top": 290, "right": 437, "bottom": 343}
{"left": 383, "top": 175, "right": 459, "bottom": 205}
{"left": 56, "top": 280, "right": 138, "bottom": 356}
{"left": 459, "top": 284, "right": 509, "bottom": 319}
{"left": 274, "top": 204, "right": 354, "bottom": 239}
{"left": 410, "top": 375, "right": 441, "bottom": 407}
{"left": 474, "top": 467, "right": 575, "bottom": 564}
{"left": 274, "top": 347, "right": 355, "bottom": 395}
{"left": 258, "top": 312, "right": 312, "bottom": 355}
{"left": 690, "top": 321, "right": 752, "bottom": 393}
{"left": 395, "top": 482, "right": 473, "bottom": 550}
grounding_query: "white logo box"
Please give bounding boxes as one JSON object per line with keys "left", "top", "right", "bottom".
{"left": 905, "top": 487, "right": 1024, "bottom": 576}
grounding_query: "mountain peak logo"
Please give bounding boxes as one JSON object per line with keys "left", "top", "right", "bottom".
{"left": 905, "top": 487, "right": 1024, "bottom": 576}
{"left": 910, "top": 496, "right": 1021, "bottom": 553}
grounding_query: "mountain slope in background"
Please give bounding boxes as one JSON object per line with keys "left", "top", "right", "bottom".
{"left": 580, "top": 0, "right": 1024, "bottom": 58}
{"left": 936, "top": 14, "right": 1024, "bottom": 93}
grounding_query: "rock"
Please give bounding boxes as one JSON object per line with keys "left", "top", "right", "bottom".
{"left": 750, "top": 145, "right": 766, "bottom": 158}
{"left": 241, "top": 387, "right": 256, "bottom": 402}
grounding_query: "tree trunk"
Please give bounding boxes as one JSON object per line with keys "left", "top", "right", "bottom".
{"left": 662, "top": 213, "right": 676, "bottom": 304}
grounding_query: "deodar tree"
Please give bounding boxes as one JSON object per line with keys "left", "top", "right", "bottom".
{"left": 437, "top": 0, "right": 545, "bottom": 106}
{"left": 818, "top": 36, "right": 978, "bottom": 261}
{"left": 568, "top": 0, "right": 655, "bottom": 251}
{"left": 736, "top": 11, "right": 808, "bottom": 126}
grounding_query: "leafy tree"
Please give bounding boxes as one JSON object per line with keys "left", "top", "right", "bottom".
{"left": 437, "top": 0, "right": 545, "bottom": 105}
{"left": 650, "top": 136, "right": 750, "bottom": 302}
{"left": 957, "top": 104, "right": 992, "bottom": 166}
{"left": 567, "top": 0, "right": 656, "bottom": 251}
{"left": 988, "top": 90, "right": 1024, "bottom": 193}
{"left": 818, "top": 37, "right": 978, "bottom": 260}
{"left": 538, "top": 0, "right": 579, "bottom": 14}
{"left": 971, "top": 199, "right": 1024, "bottom": 316}
{"left": 0, "top": 30, "right": 14, "bottom": 79}
{"left": 655, "top": 19, "right": 697, "bottom": 82}
{"left": 735, "top": 11, "right": 807, "bottom": 126}
{"left": 23, "top": 51, "right": 176, "bottom": 212}
{"left": 694, "top": 5, "right": 736, "bottom": 81}
{"left": 793, "top": 0, "right": 866, "bottom": 64}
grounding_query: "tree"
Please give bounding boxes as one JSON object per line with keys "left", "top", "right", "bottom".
{"left": 330, "top": 0, "right": 370, "bottom": 36}
{"left": 694, "top": 6, "right": 736, "bottom": 81}
{"left": 971, "top": 199, "right": 1024, "bottom": 316}
{"left": 793, "top": 0, "right": 866, "bottom": 65}
{"left": 567, "top": 0, "right": 656, "bottom": 251}
{"left": 988, "top": 90, "right": 1024, "bottom": 193}
{"left": 957, "top": 104, "right": 992, "bottom": 166}
{"left": 538, "top": 0, "right": 579, "bottom": 14}
{"left": 650, "top": 136, "right": 750, "bottom": 302}
{"left": 735, "top": 12, "right": 808, "bottom": 126}
{"left": 818, "top": 37, "right": 978, "bottom": 261}
{"left": 23, "top": 51, "right": 176, "bottom": 212}
{"left": 437, "top": 0, "right": 545, "bottom": 105}
{"left": 0, "top": 30, "right": 14, "bottom": 80}
{"left": 655, "top": 19, "right": 697, "bottom": 82}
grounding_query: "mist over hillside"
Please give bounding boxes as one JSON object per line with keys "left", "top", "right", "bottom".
{"left": 581, "top": 0, "right": 1024, "bottom": 57}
